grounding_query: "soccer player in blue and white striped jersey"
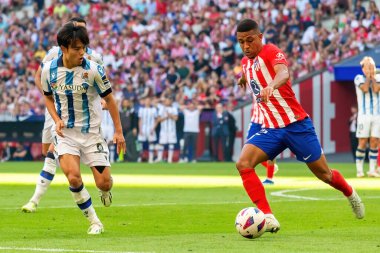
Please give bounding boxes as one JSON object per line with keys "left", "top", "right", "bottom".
{"left": 155, "top": 96, "right": 178, "bottom": 163}
{"left": 354, "top": 57, "right": 380, "bottom": 177}
{"left": 22, "top": 17, "right": 107, "bottom": 214}
{"left": 41, "top": 22, "right": 125, "bottom": 234}
{"left": 138, "top": 97, "right": 158, "bottom": 163}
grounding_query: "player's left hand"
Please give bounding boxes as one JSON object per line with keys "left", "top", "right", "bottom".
{"left": 260, "top": 86, "right": 274, "bottom": 103}
{"left": 113, "top": 131, "right": 126, "bottom": 154}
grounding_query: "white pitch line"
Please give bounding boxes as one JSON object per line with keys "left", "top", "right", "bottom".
{"left": 0, "top": 247, "right": 151, "bottom": 253}
{"left": 271, "top": 188, "right": 323, "bottom": 200}
{"left": 271, "top": 188, "right": 380, "bottom": 201}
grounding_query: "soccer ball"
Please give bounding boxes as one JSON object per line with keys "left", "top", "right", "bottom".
{"left": 235, "top": 207, "right": 267, "bottom": 239}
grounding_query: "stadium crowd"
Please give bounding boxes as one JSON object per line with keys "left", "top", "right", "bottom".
{"left": 0, "top": 0, "right": 379, "bottom": 162}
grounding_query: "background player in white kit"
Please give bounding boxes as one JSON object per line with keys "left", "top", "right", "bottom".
{"left": 155, "top": 96, "right": 178, "bottom": 163}
{"left": 21, "top": 18, "right": 106, "bottom": 213}
{"left": 138, "top": 97, "right": 158, "bottom": 163}
{"left": 41, "top": 22, "right": 125, "bottom": 234}
{"left": 353, "top": 57, "right": 380, "bottom": 177}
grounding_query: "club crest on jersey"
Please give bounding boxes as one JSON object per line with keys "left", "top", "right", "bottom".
{"left": 51, "top": 82, "right": 58, "bottom": 90}
{"left": 82, "top": 72, "right": 89, "bottom": 81}
{"left": 275, "top": 52, "right": 285, "bottom": 61}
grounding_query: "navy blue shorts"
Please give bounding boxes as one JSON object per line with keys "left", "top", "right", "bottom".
{"left": 246, "top": 118, "right": 322, "bottom": 163}
{"left": 246, "top": 122, "right": 262, "bottom": 140}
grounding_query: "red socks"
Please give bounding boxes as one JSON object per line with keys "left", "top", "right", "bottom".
{"left": 266, "top": 163, "right": 275, "bottom": 180}
{"left": 329, "top": 169, "right": 353, "bottom": 197}
{"left": 239, "top": 168, "right": 272, "bottom": 214}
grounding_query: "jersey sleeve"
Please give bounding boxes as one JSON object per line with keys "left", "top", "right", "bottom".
{"left": 42, "top": 47, "right": 59, "bottom": 63}
{"left": 354, "top": 75, "right": 365, "bottom": 87}
{"left": 41, "top": 63, "right": 52, "bottom": 96}
{"left": 267, "top": 45, "right": 288, "bottom": 67}
{"left": 93, "top": 63, "right": 112, "bottom": 97}
{"left": 92, "top": 51, "right": 104, "bottom": 66}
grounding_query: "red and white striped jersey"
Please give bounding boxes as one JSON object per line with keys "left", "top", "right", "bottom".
{"left": 241, "top": 44, "right": 308, "bottom": 128}
{"left": 250, "top": 100, "right": 264, "bottom": 124}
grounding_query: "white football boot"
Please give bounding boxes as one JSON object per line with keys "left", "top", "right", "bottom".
{"left": 87, "top": 222, "right": 104, "bottom": 235}
{"left": 21, "top": 201, "right": 37, "bottom": 213}
{"left": 264, "top": 214, "right": 280, "bottom": 233}
{"left": 348, "top": 189, "right": 365, "bottom": 219}
{"left": 274, "top": 164, "right": 279, "bottom": 175}
{"left": 99, "top": 190, "right": 112, "bottom": 207}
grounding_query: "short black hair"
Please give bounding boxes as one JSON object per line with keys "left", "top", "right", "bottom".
{"left": 57, "top": 22, "right": 89, "bottom": 48}
{"left": 237, "top": 19, "right": 259, "bottom": 33}
{"left": 69, "top": 17, "right": 87, "bottom": 25}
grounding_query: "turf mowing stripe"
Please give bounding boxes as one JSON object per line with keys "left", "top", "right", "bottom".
{"left": 3, "top": 196, "right": 380, "bottom": 211}
{"left": 1, "top": 173, "right": 379, "bottom": 189}
{"left": 0, "top": 247, "right": 150, "bottom": 253}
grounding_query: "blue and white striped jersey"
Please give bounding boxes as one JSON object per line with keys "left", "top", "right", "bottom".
{"left": 138, "top": 106, "right": 157, "bottom": 134}
{"left": 41, "top": 56, "right": 112, "bottom": 133}
{"left": 158, "top": 105, "right": 178, "bottom": 134}
{"left": 43, "top": 46, "right": 104, "bottom": 66}
{"left": 354, "top": 74, "right": 380, "bottom": 116}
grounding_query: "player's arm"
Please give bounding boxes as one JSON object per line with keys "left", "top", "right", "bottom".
{"left": 103, "top": 93, "right": 126, "bottom": 154}
{"left": 168, "top": 110, "right": 178, "bottom": 121}
{"left": 261, "top": 64, "right": 290, "bottom": 102}
{"left": 371, "top": 74, "right": 380, "bottom": 93}
{"left": 238, "top": 74, "right": 247, "bottom": 89}
{"left": 359, "top": 76, "right": 370, "bottom": 93}
{"left": 94, "top": 63, "right": 125, "bottom": 153}
{"left": 41, "top": 64, "right": 65, "bottom": 137}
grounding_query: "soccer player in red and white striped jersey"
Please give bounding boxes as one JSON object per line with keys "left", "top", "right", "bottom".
{"left": 235, "top": 19, "right": 364, "bottom": 233}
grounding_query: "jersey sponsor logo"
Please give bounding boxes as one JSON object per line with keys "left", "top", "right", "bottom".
{"left": 54, "top": 84, "right": 89, "bottom": 93}
{"left": 250, "top": 79, "right": 263, "bottom": 103}
{"left": 275, "top": 52, "right": 285, "bottom": 61}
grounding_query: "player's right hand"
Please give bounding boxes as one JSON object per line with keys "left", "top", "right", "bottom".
{"left": 113, "top": 131, "right": 126, "bottom": 155}
{"left": 55, "top": 120, "right": 65, "bottom": 137}
{"left": 238, "top": 75, "right": 247, "bottom": 88}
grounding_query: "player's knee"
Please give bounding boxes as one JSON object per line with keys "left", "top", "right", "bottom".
{"left": 236, "top": 158, "right": 250, "bottom": 171}
{"left": 67, "top": 175, "right": 82, "bottom": 188}
{"left": 97, "top": 179, "right": 112, "bottom": 191}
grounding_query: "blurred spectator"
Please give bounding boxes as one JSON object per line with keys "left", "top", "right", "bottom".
{"left": 12, "top": 142, "right": 31, "bottom": 161}
{"left": 211, "top": 103, "right": 229, "bottom": 161}
{"left": 180, "top": 101, "right": 202, "bottom": 163}
{"left": 0, "top": 0, "right": 379, "bottom": 122}
{"left": 226, "top": 102, "right": 237, "bottom": 162}
{"left": 119, "top": 98, "right": 139, "bottom": 162}
{"left": 349, "top": 105, "right": 358, "bottom": 161}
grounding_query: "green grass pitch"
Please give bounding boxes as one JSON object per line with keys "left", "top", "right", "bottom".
{"left": 0, "top": 162, "right": 379, "bottom": 253}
